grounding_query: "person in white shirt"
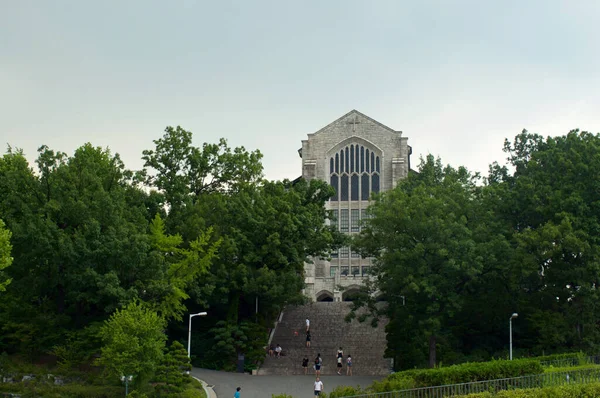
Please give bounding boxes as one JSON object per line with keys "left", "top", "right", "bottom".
{"left": 275, "top": 344, "right": 282, "bottom": 357}
{"left": 313, "top": 377, "right": 324, "bottom": 396}
{"left": 306, "top": 318, "right": 310, "bottom": 332}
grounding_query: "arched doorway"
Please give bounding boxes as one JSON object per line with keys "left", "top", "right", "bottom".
{"left": 316, "top": 290, "right": 334, "bottom": 302}
{"left": 342, "top": 285, "right": 362, "bottom": 301}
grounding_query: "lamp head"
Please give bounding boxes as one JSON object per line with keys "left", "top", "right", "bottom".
{"left": 511, "top": 313, "right": 518, "bottom": 319}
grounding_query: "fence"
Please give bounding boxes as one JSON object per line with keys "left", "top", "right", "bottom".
{"left": 343, "top": 368, "right": 600, "bottom": 398}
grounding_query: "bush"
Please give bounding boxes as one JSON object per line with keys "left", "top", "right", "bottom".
{"left": 328, "top": 385, "right": 365, "bottom": 397}
{"left": 0, "top": 382, "right": 124, "bottom": 397}
{"left": 459, "top": 381, "right": 600, "bottom": 397}
{"left": 533, "top": 352, "right": 586, "bottom": 362}
{"left": 373, "top": 359, "right": 544, "bottom": 391}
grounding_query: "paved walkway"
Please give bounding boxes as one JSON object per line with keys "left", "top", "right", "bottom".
{"left": 191, "top": 368, "right": 381, "bottom": 398}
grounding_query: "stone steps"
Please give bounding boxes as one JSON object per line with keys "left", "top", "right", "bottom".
{"left": 257, "top": 302, "right": 391, "bottom": 376}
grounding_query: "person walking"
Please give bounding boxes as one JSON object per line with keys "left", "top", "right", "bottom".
{"left": 314, "top": 353, "right": 322, "bottom": 377}
{"left": 234, "top": 386, "right": 241, "bottom": 398}
{"left": 336, "top": 347, "right": 344, "bottom": 375}
{"left": 313, "top": 377, "right": 324, "bottom": 396}
{"left": 346, "top": 355, "right": 352, "bottom": 376}
{"left": 306, "top": 330, "right": 311, "bottom": 348}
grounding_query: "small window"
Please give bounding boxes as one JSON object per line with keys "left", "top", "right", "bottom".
{"left": 376, "top": 156, "right": 380, "bottom": 173}
{"left": 335, "top": 153, "right": 339, "bottom": 174}
{"left": 351, "top": 209, "right": 360, "bottom": 232}
{"left": 340, "top": 150, "right": 344, "bottom": 172}
{"left": 340, "top": 210, "right": 349, "bottom": 232}
{"left": 331, "top": 250, "right": 338, "bottom": 259}
{"left": 351, "top": 266, "right": 360, "bottom": 276}
{"left": 331, "top": 209, "right": 339, "bottom": 229}
{"left": 350, "top": 145, "right": 355, "bottom": 172}
{"left": 330, "top": 158, "right": 334, "bottom": 174}
{"left": 330, "top": 266, "right": 338, "bottom": 277}
{"left": 341, "top": 266, "right": 349, "bottom": 276}
{"left": 339, "top": 246, "right": 349, "bottom": 258}
{"left": 365, "top": 149, "right": 370, "bottom": 172}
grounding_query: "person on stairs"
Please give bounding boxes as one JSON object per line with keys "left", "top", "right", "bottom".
{"left": 306, "top": 317, "right": 310, "bottom": 332}
{"left": 336, "top": 354, "right": 343, "bottom": 375}
{"left": 346, "top": 355, "right": 352, "bottom": 376}
{"left": 302, "top": 356, "right": 309, "bottom": 375}
{"left": 306, "top": 330, "right": 311, "bottom": 348}
{"left": 275, "top": 344, "right": 282, "bottom": 357}
{"left": 314, "top": 353, "right": 322, "bottom": 376}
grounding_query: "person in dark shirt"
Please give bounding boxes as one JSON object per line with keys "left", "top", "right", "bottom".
{"left": 302, "top": 357, "right": 309, "bottom": 375}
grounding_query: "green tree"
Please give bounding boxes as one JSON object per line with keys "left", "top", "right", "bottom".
{"left": 146, "top": 214, "right": 219, "bottom": 321}
{"left": 0, "top": 219, "right": 12, "bottom": 292}
{"left": 494, "top": 130, "right": 600, "bottom": 353}
{"left": 354, "top": 155, "right": 485, "bottom": 368}
{"left": 96, "top": 300, "right": 167, "bottom": 384}
{"left": 0, "top": 144, "right": 163, "bottom": 356}
{"left": 153, "top": 341, "right": 192, "bottom": 396}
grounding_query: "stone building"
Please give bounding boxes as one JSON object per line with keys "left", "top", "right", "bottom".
{"left": 299, "top": 109, "right": 412, "bottom": 302}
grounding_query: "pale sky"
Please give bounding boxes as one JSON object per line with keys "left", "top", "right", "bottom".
{"left": 2, "top": 1, "right": 599, "bottom": 181}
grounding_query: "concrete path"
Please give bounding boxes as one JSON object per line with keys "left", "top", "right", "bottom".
{"left": 191, "top": 368, "right": 381, "bottom": 398}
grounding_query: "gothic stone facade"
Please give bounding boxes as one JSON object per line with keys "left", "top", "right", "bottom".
{"left": 300, "top": 110, "right": 411, "bottom": 301}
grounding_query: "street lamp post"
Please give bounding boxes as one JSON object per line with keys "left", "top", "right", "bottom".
{"left": 509, "top": 313, "right": 518, "bottom": 360}
{"left": 120, "top": 375, "right": 133, "bottom": 396}
{"left": 188, "top": 312, "right": 207, "bottom": 358}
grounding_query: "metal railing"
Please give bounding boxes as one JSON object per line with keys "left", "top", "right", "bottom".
{"left": 342, "top": 368, "right": 600, "bottom": 398}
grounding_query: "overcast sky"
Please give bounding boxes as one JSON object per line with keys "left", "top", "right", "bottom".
{"left": 2, "top": 0, "right": 599, "bottom": 181}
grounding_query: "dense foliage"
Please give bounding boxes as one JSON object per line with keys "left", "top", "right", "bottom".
{"left": 0, "top": 125, "right": 342, "bottom": 390}
{"left": 353, "top": 130, "right": 600, "bottom": 369}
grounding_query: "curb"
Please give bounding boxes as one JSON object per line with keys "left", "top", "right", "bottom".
{"left": 192, "top": 376, "right": 217, "bottom": 398}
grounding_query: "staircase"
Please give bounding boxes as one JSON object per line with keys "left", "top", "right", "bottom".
{"left": 257, "top": 302, "right": 391, "bottom": 375}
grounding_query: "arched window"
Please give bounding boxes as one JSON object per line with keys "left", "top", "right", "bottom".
{"left": 360, "top": 146, "right": 365, "bottom": 172}
{"left": 371, "top": 152, "right": 375, "bottom": 173}
{"left": 372, "top": 174, "right": 380, "bottom": 194}
{"left": 361, "top": 173, "right": 370, "bottom": 200}
{"left": 329, "top": 144, "right": 381, "bottom": 202}
{"left": 345, "top": 148, "right": 349, "bottom": 173}
{"left": 351, "top": 174, "right": 359, "bottom": 201}
{"left": 341, "top": 174, "right": 349, "bottom": 201}
{"left": 331, "top": 174, "right": 339, "bottom": 201}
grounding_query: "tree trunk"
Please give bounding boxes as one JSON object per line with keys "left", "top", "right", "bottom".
{"left": 428, "top": 335, "right": 436, "bottom": 368}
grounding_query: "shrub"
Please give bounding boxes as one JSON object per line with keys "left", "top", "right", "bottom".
{"left": 328, "top": 385, "right": 364, "bottom": 397}
{"left": 373, "top": 359, "right": 544, "bottom": 392}
{"left": 459, "top": 381, "right": 600, "bottom": 397}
